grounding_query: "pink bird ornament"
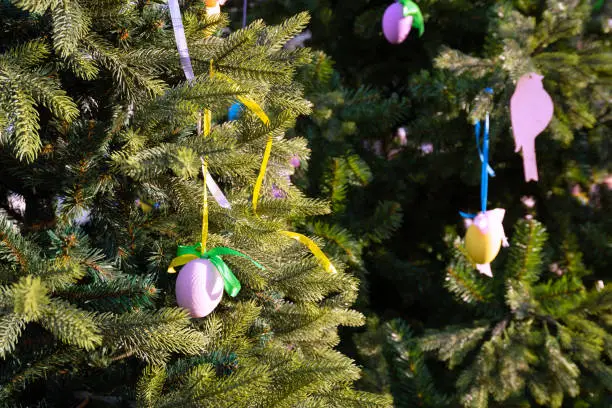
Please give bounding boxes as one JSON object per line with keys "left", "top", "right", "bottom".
{"left": 510, "top": 73, "right": 554, "bottom": 182}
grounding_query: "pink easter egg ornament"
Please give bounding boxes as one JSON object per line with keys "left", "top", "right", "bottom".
{"left": 383, "top": 3, "right": 413, "bottom": 44}
{"left": 175, "top": 258, "right": 224, "bottom": 318}
{"left": 382, "top": 1, "right": 424, "bottom": 44}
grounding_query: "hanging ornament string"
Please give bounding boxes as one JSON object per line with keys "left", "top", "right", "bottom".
{"left": 168, "top": 0, "right": 195, "bottom": 81}
{"left": 203, "top": 108, "right": 212, "bottom": 137}
{"left": 479, "top": 113, "right": 490, "bottom": 214}
{"left": 242, "top": 0, "right": 248, "bottom": 28}
{"left": 476, "top": 119, "right": 495, "bottom": 178}
{"left": 252, "top": 135, "right": 274, "bottom": 213}
{"left": 204, "top": 59, "right": 214, "bottom": 137}
{"left": 200, "top": 61, "right": 214, "bottom": 252}
{"left": 475, "top": 87, "right": 495, "bottom": 180}
{"left": 460, "top": 113, "right": 492, "bottom": 218}
{"left": 168, "top": 0, "right": 230, "bottom": 209}
{"left": 167, "top": 0, "right": 264, "bottom": 298}
{"left": 201, "top": 159, "right": 209, "bottom": 252}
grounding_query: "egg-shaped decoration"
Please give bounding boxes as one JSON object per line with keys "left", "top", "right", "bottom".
{"left": 175, "top": 258, "right": 224, "bottom": 318}
{"left": 382, "top": 3, "right": 413, "bottom": 44}
{"left": 465, "top": 209, "right": 506, "bottom": 265}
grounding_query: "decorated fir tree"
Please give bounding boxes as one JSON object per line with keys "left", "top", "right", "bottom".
{"left": 0, "top": 1, "right": 391, "bottom": 406}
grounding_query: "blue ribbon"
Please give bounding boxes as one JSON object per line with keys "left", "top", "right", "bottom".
{"left": 460, "top": 112, "right": 494, "bottom": 218}
{"left": 480, "top": 113, "right": 490, "bottom": 213}
{"left": 476, "top": 119, "right": 495, "bottom": 179}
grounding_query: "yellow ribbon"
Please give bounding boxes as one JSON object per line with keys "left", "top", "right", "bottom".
{"left": 235, "top": 95, "right": 270, "bottom": 125}
{"left": 206, "top": 60, "right": 271, "bottom": 212}
{"left": 201, "top": 159, "right": 208, "bottom": 253}
{"left": 279, "top": 231, "right": 337, "bottom": 274}
{"left": 203, "top": 109, "right": 212, "bottom": 137}
{"left": 167, "top": 254, "right": 200, "bottom": 274}
{"left": 253, "top": 135, "right": 273, "bottom": 213}
{"left": 198, "top": 60, "right": 213, "bottom": 251}
{"left": 203, "top": 60, "right": 213, "bottom": 137}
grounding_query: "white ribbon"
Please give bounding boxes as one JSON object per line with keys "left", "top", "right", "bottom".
{"left": 168, "top": 0, "right": 195, "bottom": 81}
{"left": 168, "top": 0, "right": 231, "bottom": 209}
{"left": 206, "top": 173, "right": 231, "bottom": 209}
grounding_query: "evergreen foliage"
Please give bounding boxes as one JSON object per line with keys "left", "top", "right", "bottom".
{"left": 253, "top": 0, "right": 611, "bottom": 406}
{"left": 0, "top": 2, "right": 390, "bottom": 406}
{"left": 253, "top": 0, "right": 611, "bottom": 291}
{"left": 287, "top": 51, "right": 406, "bottom": 307}
{"left": 354, "top": 317, "right": 451, "bottom": 408}
{"left": 354, "top": 218, "right": 611, "bottom": 408}
{"left": 420, "top": 218, "right": 611, "bottom": 407}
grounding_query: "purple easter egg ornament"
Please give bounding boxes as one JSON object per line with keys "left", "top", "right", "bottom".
{"left": 290, "top": 155, "right": 300, "bottom": 168}
{"left": 382, "top": 3, "right": 413, "bottom": 44}
{"left": 175, "top": 258, "right": 224, "bottom": 318}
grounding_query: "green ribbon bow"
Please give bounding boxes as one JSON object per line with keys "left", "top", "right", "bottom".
{"left": 593, "top": 0, "right": 603, "bottom": 12}
{"left": 399, "top": 0, "right": 425, "bottom": 37}
{"left": 167, "top": 245, "right": 264, "bottom": 297}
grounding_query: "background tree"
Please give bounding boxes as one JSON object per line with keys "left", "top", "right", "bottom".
{"left": 253, "top": 0, "right": 611, "bottom": 405}
{"left": 288, "top": 50, "right": 407, "bottom": 309}
{"left": 0, "top": 1, "right": 391, "bottom": 406}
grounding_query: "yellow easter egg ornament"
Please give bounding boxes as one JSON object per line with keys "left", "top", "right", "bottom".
{"left": 464, "top": 209, "right": 507, "bottom": 265}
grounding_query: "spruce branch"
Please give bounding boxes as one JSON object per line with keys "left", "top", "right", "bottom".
{"left": 505, "top": 219, "right": 548, "bottom": 284}
{"left": 0, "top": 214, "right": 34, "bottom": 272}
{"left": 136, "top": 365, "right": 166, "bottom": 408}
{"left": 97, "top": 308, "right": 207, "bottom": 364}
{"left": 0, "top": 313, "right": 25, "bottom": 359}
{"left": 258, "top": 12, "right": 311, "bottom": 54}
{"left": 11, "top": 276, "right": 49, "bottom": 322}
{"left": 83, "top": 34, "right": 167, "bottom": 102}
{"left": 51, "top": 0, "right": 91, "bottom": 58}
{"left": 40, "top": 298, "right": 102, "bottom": 350}
{"left": 10, "top": 89, "right": 41, "bottom": 163}
{"left": 420, "top": 324, "right": 490, "bottom": 369}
